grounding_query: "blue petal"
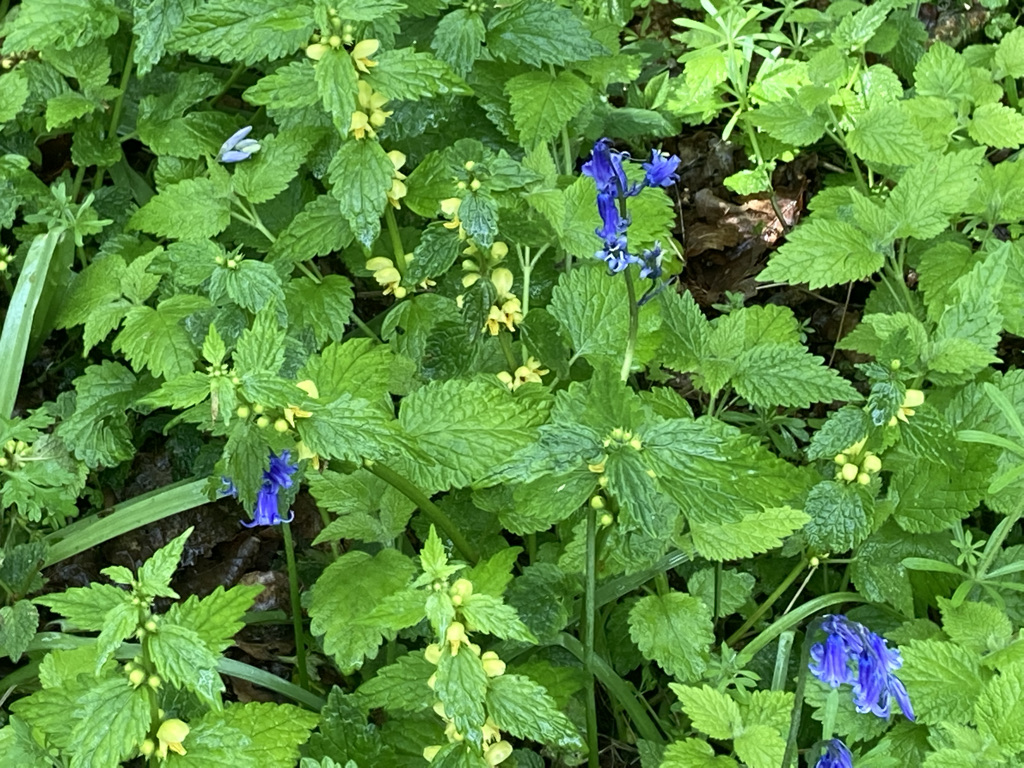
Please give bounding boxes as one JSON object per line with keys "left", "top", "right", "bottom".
{"left": 220, "top": 150, "right": 253, "bottom": 163}
{"left": 642, "top": 149, "right": 681, "bottom": 188}
{"left": 814, "top": 739, "right": 853, "bottom": 768}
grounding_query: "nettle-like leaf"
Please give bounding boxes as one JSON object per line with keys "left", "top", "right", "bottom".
{"left": 485, "top": 0, "right": 606, "bottom": 68}
{"left": 168, "top": 0, "right": 314, "bottom": 65}
{"left": 363, "top": 47, "right": 469, "bottom": 101}
{"left": 0, "top": 600, "right": 39, "bottom": 662}
{"left": 129, "top": 176, "right": 233, "bottom": 241}
{"left": 485, "top": 674, "right": 583, "bottom": 750}
{"left": 432, "top": 8, "right": 486, "bottom": 76}
{"left": 758, "top": 215, "right": 883, "bottom": 290}
{"left": 2, "top": 0, "right": 119, "bottom": 54}
{"left": 628, "top": 591, "right": 714, "bottom": 682}
{"left": 309, "top": 549, "right": 416, "bottom": 674}
{"left": 901, "top": 638, "right": 988, "bottom": 725}
{"left": 506, "top": 69, "right": 591, "bottom": 147}
{"left": 328, "top": 139, "right": 393, "bottom": 247}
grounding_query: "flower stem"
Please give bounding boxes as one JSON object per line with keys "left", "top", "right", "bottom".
{"left": 621, "top": 268, "right": 639, "bottom": 382}
{"left": 498, "top": 331, "right": 518, "bottom": 371}
{"left": 90, "top": 36, "right": 137, "bottom": 193}
{"left": 583, "top": 504, "right": 600, "bottom": 768}
{"left": 384, "top": 207, "right": 408, "bottom": 275}
{"left": 363, "top": 460, "right": 479, "bottom": 564}
{"left": 726, "top": 557, "right": 807, "bottom": 646}
{"left": 782, "top": 617, "right": 826, "bottom": 767}
{"left": 280, "top": 521, "right": 309, "bottom": 690}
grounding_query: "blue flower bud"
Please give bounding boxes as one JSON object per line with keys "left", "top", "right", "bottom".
{"left": 218, "top": 125, "right": 261, "bottom": 164}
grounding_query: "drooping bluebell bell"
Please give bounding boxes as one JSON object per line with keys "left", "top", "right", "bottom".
{"left": 814, "top": 739, "right": 853, "bottom": 768}
{"left": 222, "top": 450, "right": 297, "bottom": 527}
{"left": 582, "top": 139, "right": 680, "bottom": 278}
{"left": 809, "top": 615, "right": 914, "bottom": 721}
{"left": 642, "top": 149, "right": 681, "bottom": 188}
{"left": 218, "top": 125, "right": 261, "bottom": 163}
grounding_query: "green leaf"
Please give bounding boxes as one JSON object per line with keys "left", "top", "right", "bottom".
{"left": 914, "top": 41, "right": 970, "bottom": 101}
{"left": 209, "top": 259, "right": 285, "bottom": 314}
{"left": 628, "top": 591, "right": 714, "bottom": 682}
{"left": 969, "top": 102, "right": 1024, "bottom": 150}
{"left": 549, "top": 263, "right": 662, "bottom": 367}
{"left": 132, "top": 0, "right": 198, "bottom": 75}
{"left": 45, "top": 91, "right": 97, "bottom": 130}
{"left": 506, "top": 70, "right": 591, "bottom": 147}
{"left": 485, "top": 674, "right": 583, "bottom": 749}
{"left": 750, "top": 98, "right": 828, "bottom": 146}
{"left": 847, "top": 103, "right": 926, "bottom": 166}
{"left": 432, "top": 8, "right": 486, "bottom": 76}
{"left": 284, "top": 275, "right": 353, "bottom": 346}
{"left": 113, "top": 295, "right": 207, "bottom": 380}
{"left": 356, "top": 653, "right": 436, "bottom": 712}
{"left": 886, "top": 149, "right": 984, "bottom": 240}
{"left": 901, "top": 638, "right": 987, "bottom": 725}
{"left": 244, "top": 60, "right": 319, "bottom": 112}
{"left": 995, "top": 26, "right": 1024, "bottom": 78}
{"left": 55, "top": 361, "right": 146, "bottom": 468}
{"left": 150, "top": 622, "right": 225, "bottom": 707}
{"left": 0, "top": 600, "right": 39, "bottom": 662}
{"left": 166, "top": 584, "right": 263, "bottom": 655}
{"left": 406, "top": 223, "right": 462, "bottom": 285}
{"left": 658, "top": 288, "right": 709, "bottom": 374}
{"left": 268, "top": 195, "right": 353, "bottom": 264}
{"left": 211, "top": 702, "right": 319, "bottom": 768}
{"left": 398, "top": 378, "right": 547, "bottom": 493}
{"left": 0, "top": 68, "right": 29, "bottom": 122}
{"left": 975, "top": 664, "right": 1024, "bottom": 754}
{"left": 670, "top": 684, "right": 742, "bottom": 739}
{"left": 731, "top": 344, "right": 859, "bottom": 408}
{"left": 803, "top": 480, "right": 870, "bottom": 553}
{"left": 139, "top": 527, "right": 191, "bottom": 597}
{"left": 939, "top": 598, "right": 1013, "bottom": 655}
{"left": 33, "top": 583, "right": 132, "bottom": 631}
{"left": 363, "top": 47, "right": 468, "bottom": 101}
{"left": 436, "top": 644, "right": 487, "bottom": 738}
{"left": 168, "top": 0, "right": 314, "bottom": 65}
{"left": 458, "top": 190, "right": 498, "bottom": 249}
{"left": 315, "top": 46, "right": 358, "bottom": 132}
{"left": 233, "top": 129, "right": 314, "bottom": 204}
{"left": 129, "top": 177, "right": 232, "bottom": 241}
{"left": 309, "top": 549, "right": 415, "bottom": 673}
{"left": 689, "top": 506, "right": 810, "bottom": 561}
{"left": 460, "top": 593, "right": 535, "bottom": 642}
{"left": 67, "top": 676, "right": 151, "bottom": 768}
{"left": 759, "top": 217, "right": 883, "bottom": 290}
{"left": 2, "top": 0, "right": 119, "bottom": 54}
{"left": 328, "top": 139, "right": 393, "bottom": 247}
{"left": 688, "top": 568, "right": 754, "bottom": 617}
{"left": 661, "top": 738, "right": 738, "bottom": 768}
{"left": 486, "top": 0, "right": 606, "bottom": 68}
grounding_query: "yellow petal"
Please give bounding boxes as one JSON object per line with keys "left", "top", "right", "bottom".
{"left": 366, "top": 256, "right": 394, "bottom": 272}
{"left": 491, "top": 267, "right": 514, "bottom": 297}
{"left": 296, "top": 379, "right": 319, "bottom": 399}
{"left": 440, "top": 197, "right": 461, "bottom": 217}
{"left": 903, "top": 389, "right": 925, "bottom": 409}
{"left": 387, "top": 149, "right": 406, "bottom": 171}
{"left": 351, "top": 38, "right": 380, "bottom": 60}
{"left": 374, "top": 266, "right": 401, "bottom": 285}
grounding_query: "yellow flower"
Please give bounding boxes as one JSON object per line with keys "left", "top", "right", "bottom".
{"left": 366, "top": 256, "right": 407, "bottom": 298}
{"left": 386, "top": 150, "right": 407, "bottom": 209}
{"left": 889, "top": 389, "right": 924, "bottom": 426}
{"left": 156, "top": 719, "right": 189, "bottom": 759}
{"left": 484, "top": 297, "right": 523, "bottom": 335}
{"left": 305, "top": 42, "right": 330, "bottom": 61}
{"left": 440, "top": 197, "right": 462, "bottom": 231}
{"left": 350, "top": 81, "right": 391, "bottom": 139}
{"left": 283, "top": 379, "right": 319, "bottom": 427}
{"left": 485, "top": 740, "right": 513, "bottom": 766}
{"left": 350, "top": 38, "right": 379, "bottom": 73}
{"left": 497, "top": 357, "right": 549, "bottom": 390}
{"left": 491, "top": 267, "right": 514, "bottom": 300}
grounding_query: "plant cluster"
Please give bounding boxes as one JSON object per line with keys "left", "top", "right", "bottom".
{"left": 0, "top": 0, "right": 1023, "bottom": 766}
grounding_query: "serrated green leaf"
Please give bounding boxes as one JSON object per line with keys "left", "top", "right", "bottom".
{"left": 268, "top": 194, "right": 352, "bottom": 264}
{"left": 34, "top": 582, "right": 132, "bottom": 631}
{"left": 166, "top": 584, "right": 263, "bottom": 655}
{"left": 150, "top": 622, "right": 225, "bottom": 707}
{"left": 2, "top": 0, "right": 119, "bottom": 54}
{"left": 138, "top": 527, "right": 191, "bottom": 597}
{"left": 328, "top": 139, "right": 392, "bottom": 247}
{"left": 406, "top": 222, "right": 462, "bottom": 285}
{"left": 886, "top": 149, "right": 984, "bottom": 240}
{"left": 0, "top": 67, "right": 29, "bottom": 122}
{"left": 436, "top": 643, "right": 488, "bottom": 738}
{"left": 210, "top": 702, "right": 319, "bottom": 768}
{"left": 733, "top": 724, "right": 785, "bottom": 768}
{"left": 309, "top": 549, "right": 415, "bottom": 673}
{"left": 670, "top": 684, "right": 742, "bottom": 739}
{"left": 244, "top": 60, "right": 319, "bottom": 111}
{"left": 914, "top": 41, "right": 970, "bottom": 101}
{"left": 901, "top": 638, "right": 986, "bottom": 724}
{"left": 689, "top": 506, "right": 810, "bottom": 561}
{"left": 731, "top": 343, "right": 859, "bottom": 408}
{"left": 356, "top": 653, "right": 436, "bottom": 712}
{"left": 168, "top": 0, "right": 314, "bottom": 65}
{"left": 113, "top": 295, "right": 207, "bottom": 380}
{"left": 0, "top": 600, "right": 38, "bottom": 662}
{"left": 284, "top": 274, "right": 353, "bottom": 346}
{"left": 363, "top": 47, "right": 468, "bottom": 101}
{"left": 486, "top": 0, "right": 606, "bottom": 68}
{"left": 968, "top": 102, "right": 1024, "bottom": 150}
{"left": 995, "top": 26, "right": 1024, "bottom": 78}
{"left": 132, "top": 0, "right": 199, "bottom": 75}
{"left": 432, "top": 8, "right": 486, "bottom": 76}
{"left": 847, "top": 103, "right": 926, "bottom": 166}
{"left": 66, "top": 676, "right": 151, "bottom": 768}
{"left": 759, "top": 217, "right": 883, "bottom": 290}
{"left": 485, "top": 674, "right": 583, "bottom": 749}
{"left": 44, "top": 90, "right": 96, "bottom": 130}
{"left": 460, "top": 593, "right": 535, "bottom": 642}
{"left": 939, "top": 598, "right": 1013, "bottom": 655}
{"left": 55, "top": 361, "right": 145, "bottom": 468}
{"left": 660, "top": 738, "right": 738, "bottom": 768}
{"left": 975, "top": 664, "right": 1024, "bottom": 753}
{"left": 506, "top": 69, "right": 591, "bottom": 147}
{"left": 233, "top": 129, "right": 314, "bottom": 204}
{"left": 803, "top": 479, "right": 870, "bottom": 553}
{"left": 209, "top": 259, "right": 285, "bottom": 313}
{"left": 129, "top": 177, "right": 232, "bottom": 241}
{"left": 628, "top": 591, "right": 714, "bottom": 682}
{"left": 315, "top": 46, "right": 358, "bottom": 132}
{"left": 750, "top": 98, "right": 828, "bottom": 146}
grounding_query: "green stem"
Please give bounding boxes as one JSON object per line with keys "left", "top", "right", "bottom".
{"left": 498, "top": 331, "right": 519, "bottom": 372}
{"left": 1005, "top": 76, "right": 1019, "bottom": 110}
{"left": 92, "top": 37, "right": 137, "bottom": 192}
{"left": 554, "top": 633, "right": 664, "bottom": 744}
{"left": 560, "top": 124, "right": 573, "bottom": 177}
{"left": 976, "top": 508, "right": 1023, "bottom": 580}
{"left": 316, "top": 506, "right": 340, "bottom": 560}
{"left": 211, "top": 63, "right": 246, "bottom": 105}
{"left": 621, "top": 268, "right": 639, "bottom": 382}
{"left": 363, "top": 460, "right": 480, "bottom": 564}
{"left": 583, "top": 505, "right": 600, "bottom": 768}
{"left": 280, "top": 521, "right": 309, "bottom": 690}
{"left": 782, "top": 618, "right": 824, "bottom": 768}
{"left": 296, "top": 260, "right": 322, "bottom": 284}
{"left": 384, "top": 207, "right": 407, "bottom": 275}
{"left": 726, "top": 557, "right": 807, "bottom": 646}
{"left": 821, "top": 688, "right": 839, "bottom": 740}
{"left": 349, "top": 312, "right": 382, "bottom": 343}
{"left": 713, "top": 560, "right": 723, "bottom": 634}
{"left": 771, "top": 630, "right": 795, "bottom": 691}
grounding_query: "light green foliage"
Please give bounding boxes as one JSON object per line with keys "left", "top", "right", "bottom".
{"left": 689, "top": 506, "right": 810, "bottom": 561}
{"left": 507, "top": 70, "right": 592, "bottom": 147}
{"left": 130, "top": 177, "right": 233, "bottom": 241}
{"left": 363, "top": 48, "right": 469, "bottom": 101}
{"left": 309, "top": 548, "right": 416, "bottom": 673}
{"left": 2, "top": 0, "right": 119, "bottom": 53}
{"left": 485, "top": 0, "right": 607, "bottom": 68}
{"left": 328, "top": 139, "right": 393, "bottom": 246}
{"left": 167, "top": 0, "right": 314, "bottom": 65}
{"left": 628, "top": 591, "right": 714, "bottom": 681}
{"left": 0, "top": 599, "right": 38, "bottom": 661}
{"left": 901, "top": 639, "right": 988, "bottom": 724}
{"left": 485, "top": 674, "right": 583, "bottom": 749}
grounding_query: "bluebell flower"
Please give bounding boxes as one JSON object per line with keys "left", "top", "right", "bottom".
{"left": 218, "top": 125, "right": 261, "bottom": 163}
{"left": 815, "top": 739, "right": 853, "bottom": 768}
{"left": 596, "top": 191, "right": 627, "bottom": 240}
{"left": 638, "top": 243, "right": 663, "bottom": 280}
{"left": 223, "top": 450, "right": 297, "bottom": 527}
{"left": 582, "top": 138, "right": 631, "bottom": 196}
{"left": 596, "top": 233, "right": 636, "bottom": 273}
{"left": 642, "top": 149, "right": 681, "bottom": 188}
{"left": 809, "top": 615, "right": 914, "bottom": 721}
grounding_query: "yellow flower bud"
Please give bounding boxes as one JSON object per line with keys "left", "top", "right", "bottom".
{"left": 305, "top": 43, "right": 329, "bottom": 60}
{"left": 491, "top": 267, "right": 514, "bottom": 298}
{"left": 432, "top": 701, "right": 447, "bottom": 719}
{"left": 862, "top": 454, "right": 882, "bottom": 474}
{"left": 834, "top": 454, "right": 847, "bottom": 465}
{"left": 445, "top": 621, "right": 469, "bottom": 654}
{"left": 256, "top": 416, "right": 271, "bottom": 429}
{"left": 328, "top": 34, "right": 342, "bottom": 48}
{"left": 129, "top": 668, "right": 146, "bottom": 687}
{"left": 450, "top": 578, "right": 473, "bottom": 601}
{"left": 156, "top": 719, "right": 189, "bottom": 758}
{"left": 140, "top": 739, "right": 156, "bottom": 758}
{"left": 590, "top": 495, "right": 605, "bottom": 509}
{"left": 424, "top": 643, "right": 442, "bottom": 665}
{"left": 366, "top": 256, "right": 394, "bottom": 272}
{"left": 599, "top": 512, "right": 614, "bottom": 527}
{"left": 904, "top": 389, "right": 925, "bottom": 409}
{"left": 481, "top": 651, "right": 506, "bottom": 677}
{"left": 490, "top": 241, "right": 509, "bottom": 260}
{"left": 857, "top": 472, "right": 871, "bottom": 485}
{"left": 274, "top": 418, "right": 289, "bottom": 433}
{"left": 841, "top": 462, "right": 859, "bottom": 482}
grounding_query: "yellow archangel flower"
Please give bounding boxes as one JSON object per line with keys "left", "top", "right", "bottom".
{"left": 483, "top": 268, "right": 523, "bottom": 335}
{"left": 386, "top": 150, "right": 408, "bottom": 209}
{"left": 350, "top": 38, "right": 379, "bottom": 73}
{"left": 497, "top": 357, "right": 549, "bottom": 391}
{"left": 366, "top": 256, "right": 407, "bottom": 298}
{"left": 350, "top": 81, "right": 392, "bottom": 139}
{"left": 156, "top": 719, "right": 189, "bottom": 759}
{"left": 888, "top": 389, "right": 924, "bottom": 426}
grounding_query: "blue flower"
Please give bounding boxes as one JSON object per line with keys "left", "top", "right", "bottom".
{"left": 815, "top": 739, "right": 853, "bottom": 768}
{"left": 809, "top": 615, "right": 914, "bottom": 721}
{"left": 596, "top": 233, "right": 636, "bottom": 274}
{"left": 218, "top": 125, "right": 261, "bottom": 163}
{"left": 596, "top": 191, "right": 627, "bottom": 240}
{"left": 642, "top": 149, "right": 681, "bottom": 188}
{"left": 639, "top": 243, "right": 663, "bottom": 280}
{"left": 223, "top": 450, "right": 297, "bottom": 527}
{"left": 582, "top": 138, "right": 630, "bottom": 196}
